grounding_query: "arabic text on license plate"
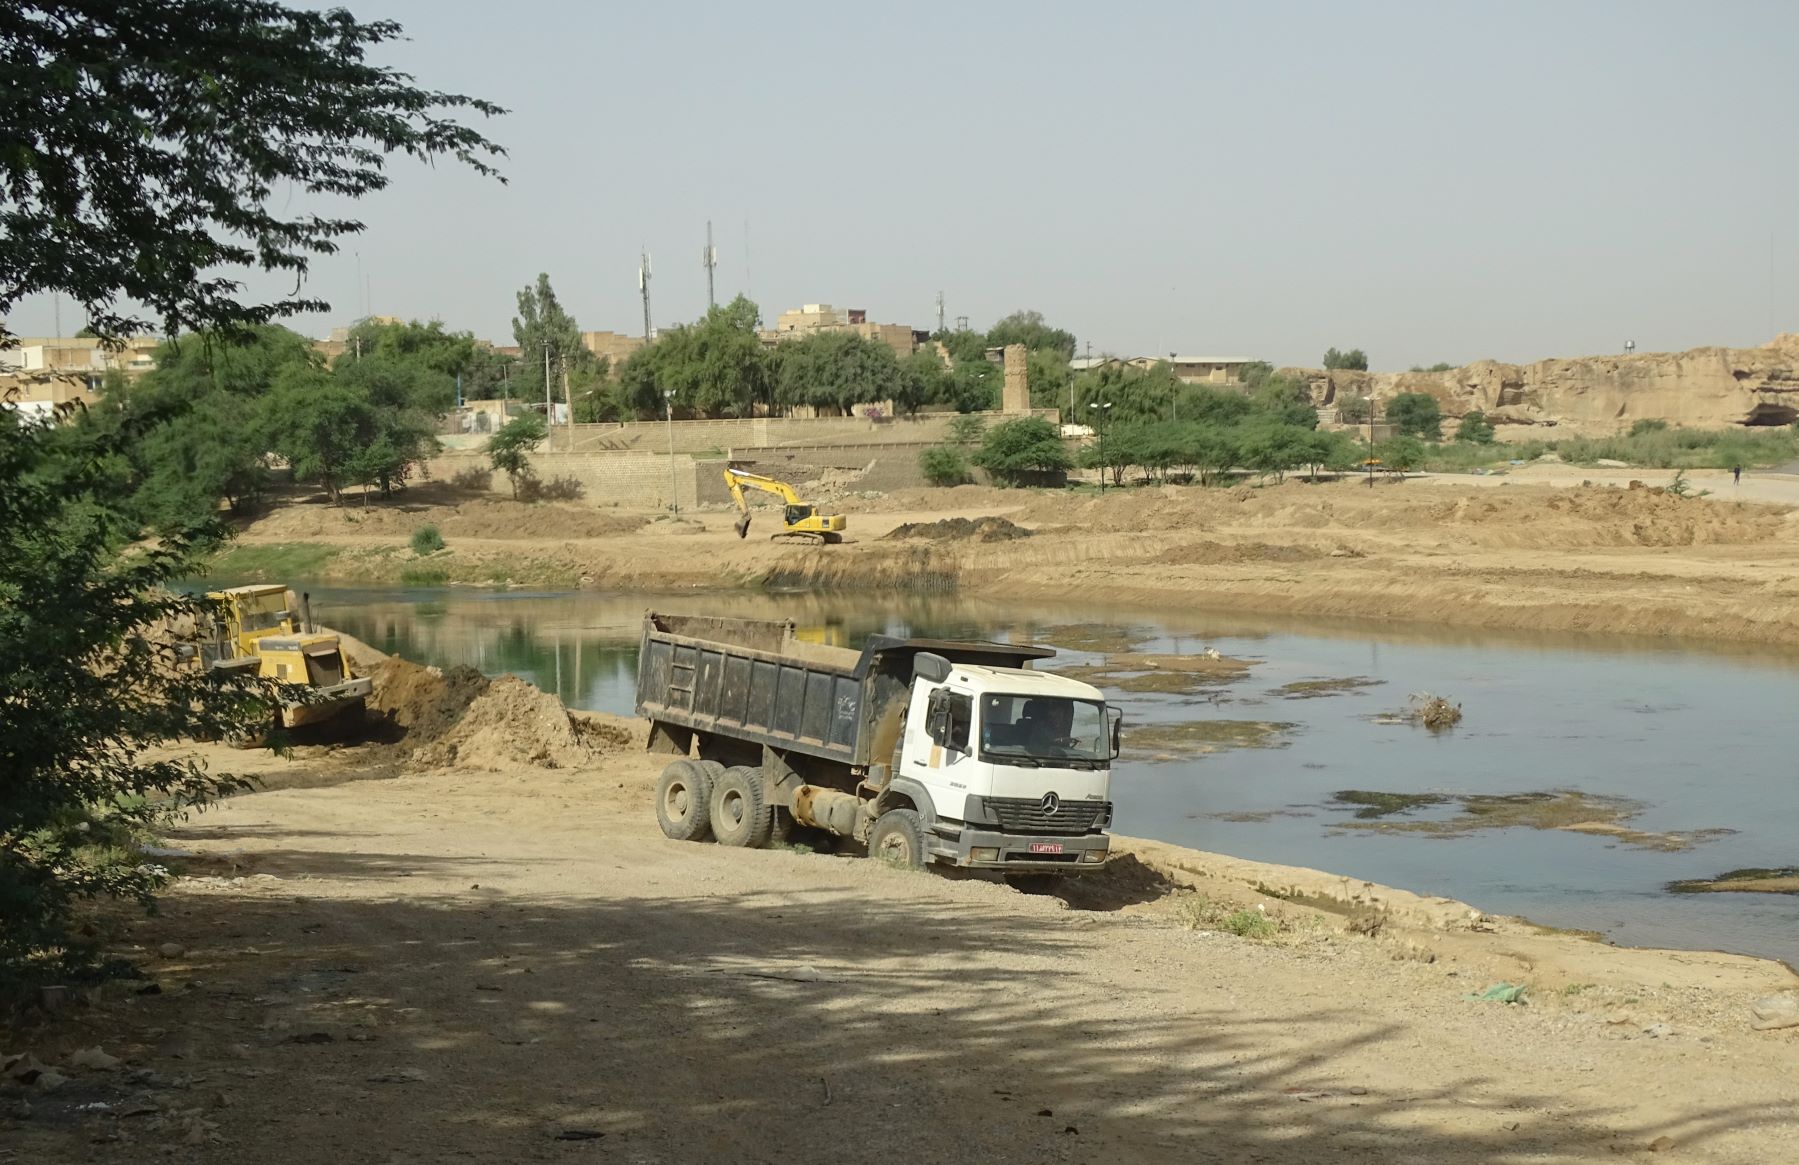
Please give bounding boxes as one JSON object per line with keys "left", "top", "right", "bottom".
{"left": 1029, "top": 842, "right": 1063, "bottom": 854}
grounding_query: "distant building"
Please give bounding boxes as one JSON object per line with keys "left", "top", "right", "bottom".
{"left": 0, "top": 336, "right": 159, "bottom": 382}
{"left": 0, "top": 370, "right": 99, "bottom": 422}
{"left": 580, "top": 330, "right": 644, "bottom": 369}
{"left": 1068, "top": 354, "right": 1258, "bottom": 385}
{"left": 764, "top": 303, "right": 921, "bottom": 359}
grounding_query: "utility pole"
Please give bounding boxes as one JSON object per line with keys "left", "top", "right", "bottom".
{"left": 639, "top": 252, "right": 654, "bottom": 340}
{"left": 544, "top": 342, "right": 553, "bottom": 450}
{"left": 703, "top": 222, "right": 718, "bottom": 311}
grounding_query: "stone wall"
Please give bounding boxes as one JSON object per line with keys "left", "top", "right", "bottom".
{"left": 1285, "top": 333, "right": 1799, "bottom": 434}
{"left": 427, "top": 450, "right": 709, "bottom": 509}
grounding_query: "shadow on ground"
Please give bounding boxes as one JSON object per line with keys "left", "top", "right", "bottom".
{"left": 9, "top": 852, "right": 1789, "bottom": 1164}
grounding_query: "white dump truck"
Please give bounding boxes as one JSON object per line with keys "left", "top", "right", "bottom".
{"left": 635, "top": 612, "right": 1120, "bottom": 887}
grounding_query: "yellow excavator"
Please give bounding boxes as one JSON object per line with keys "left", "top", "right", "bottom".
{"left": 723, "top": 467, "right": 847, "bottom": 544}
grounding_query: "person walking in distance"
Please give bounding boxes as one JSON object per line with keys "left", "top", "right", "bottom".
{"left": 1733, "top": 464, "right": 1743, "bottom": 487}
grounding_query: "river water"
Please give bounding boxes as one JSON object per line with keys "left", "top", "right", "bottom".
{"left": 290, "top": 583, "right": 1799, "bottom": 968}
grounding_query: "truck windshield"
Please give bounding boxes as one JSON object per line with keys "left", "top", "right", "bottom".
{"left": 978, "top": 694, "right": 1108, "bottom": 769}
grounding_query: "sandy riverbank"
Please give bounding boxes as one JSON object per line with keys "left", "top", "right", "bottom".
{"left": 218, "top": 467, "right": 1799, "bottom": 649}
{"left": 8, "top": 657, "right": 1799, "bottom": 1163}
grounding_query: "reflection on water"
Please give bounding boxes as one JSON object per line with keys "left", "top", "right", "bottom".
{"left": 285, "top": 582, "right": 1799, "bottom": 968}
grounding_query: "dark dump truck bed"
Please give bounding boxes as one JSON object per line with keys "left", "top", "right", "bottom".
{"left": 635, "top": 612, "right": 1053, "bottom": 769}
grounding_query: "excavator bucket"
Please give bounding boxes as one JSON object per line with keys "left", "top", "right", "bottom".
{"left": 733, "top": 513, "right": 752, "bottom": 539}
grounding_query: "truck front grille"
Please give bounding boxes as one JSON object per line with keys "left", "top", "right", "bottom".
{"left": 985, "top": 796, "right": 1110, "bottom": 835}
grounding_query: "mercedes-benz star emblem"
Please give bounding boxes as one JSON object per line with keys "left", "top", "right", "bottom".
{"left": 1039, "top": 792, "right": 1060, "bottom": 815}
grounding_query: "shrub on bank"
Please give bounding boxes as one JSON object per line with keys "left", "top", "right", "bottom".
{"left": 919, "top": 445, "right": 971, "bottom": 487}
{"left": 410, "top": 525, "right": 445, "bottom": 555}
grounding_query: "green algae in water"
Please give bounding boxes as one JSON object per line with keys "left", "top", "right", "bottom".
{"left": 1667, "top": 868, "right": 1799, "bottom": 896}
{"left": 1123, "top": 719, "right": 1295, "bottom": 763}
{"left": 1332, "top": 789, "right": 1451, "bottom": 820}
{"left": 1327, "top": 789, "right": 1733, "bottom": 853}
{"left": 1277, "top": 676, "right": 1386, "bottom": 700}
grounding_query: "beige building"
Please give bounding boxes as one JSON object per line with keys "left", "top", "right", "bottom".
{"left": 0, "top": 336, "right": 159, "bottom": 380}
{"left": 580, "top": 330, "right": 644, "bottom": 369}
{"left": 764, "top": 303, "right": 925, "bottom": 359}
{"left": 1, "top": 371, "right": 99, "bottom": 422}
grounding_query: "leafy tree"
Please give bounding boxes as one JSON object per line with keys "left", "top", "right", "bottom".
{"left": 972, "top": 417, "right": 1071, "bottom": 487}
{"left": 1248, "top": 375, "right": 1319, "bottom": 429}
{"left": 1456, "top": 411, "right": 1497, "bottom": 444}
{"left": 1073, "top": 362, "right": 1183, "bottom": 425}
{"left": 1238, "top": 422, "right": 1315, "bottom": 483}
{"left": 986, "top": 310, "right": 1076, "bottom": 360}
{"left": 0, "top": 404, "right": 275, "bottom": 980}
{"left": 948, "top": 358, "right": 1000, "bottom": 413}
{"left": 1026, "top": 348, "right": 1073, "bottom": 411}
{"left": 918, "top": 446, "right": 970, "bottom": 487}
{"left": 0, "top": 1, "right": 503, "bottom": 345}
{"left": 1237, "top": 360, "right": 1276, "bottom": 387}
{"left": 619, "top": 296, "right": 771, "bottom": 418}
{"left": 1387, "top": 392, "right": 1443, "bottom": 439}
{"left": 0, "top": 0, "right": 500, "bottom": 984}
{"left": 946, "top": 414, "right": 987, "bottom": 445}
{"left": 260, "top": 369, "right": 378, "bottom": 503}
{"left": 1409, "top": 362, "right": 1456, "bottom": 373}
{"left": 898, "top": 350, "right": 950, "bottom": 416}
{"left": 1323, "top": 347, "right": 1370, "bottom": 371}
{"left": 488, "top": 413, "right": 546, "bottom": 499}
{"left": 1338, "top": 395, "right": 1374, "bottom": 425}
{"left": 772, "top": 331, "right": 904, "bottom": 415}
{"left": 1081, "top": 422, "right": 1145, "bottom": 486}
{"left": 511, "top": 273, "right": 591, "bottom": 404}
{"left": 1376, "top": 435, "right": 1426, "bottom": 473}
{"left": 933, "top": 328, "right": 990, "bottom": 366}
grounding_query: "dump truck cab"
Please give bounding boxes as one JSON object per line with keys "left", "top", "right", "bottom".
{"left": 898, "top": 661, "right": 1117, "bottom": 869}
{"left": 202, "top": 585, "right": 372, "bottom": 729}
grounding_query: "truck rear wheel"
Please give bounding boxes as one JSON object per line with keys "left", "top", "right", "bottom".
{"left": 710, "top": 766, "right": 773, "bottom": 848}
{"left": 656, "top": 760, "right": 715, "bottom": 842}
{"left": 868, "top": 808, "right": 927, "bottom": 870}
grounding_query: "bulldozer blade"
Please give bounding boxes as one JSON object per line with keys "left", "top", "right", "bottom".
{"left": 733, "top": 513, "right": 752, "bottom": 539}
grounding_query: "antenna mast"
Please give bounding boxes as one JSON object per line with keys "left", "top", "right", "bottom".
{"left": 704, "top": 222, "right": 718, "bottom": 311}
{"left": 638, "top": 252, "right": 654, "bottom": 340}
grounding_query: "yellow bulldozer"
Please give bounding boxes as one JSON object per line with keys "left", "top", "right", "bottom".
{"left": 723, "top": 467, "right": 847, "bottom": 545}
{"left": 189, "top": 585, "right": 373, "bottom": 730}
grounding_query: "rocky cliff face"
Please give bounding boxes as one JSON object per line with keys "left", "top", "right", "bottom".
{"left": 1286, "top": 334, "right": 1799, "bottom": 433}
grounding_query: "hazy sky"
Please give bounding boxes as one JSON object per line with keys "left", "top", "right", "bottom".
{"left": 9, "top": 0, "right": 1796, "bottom": 368}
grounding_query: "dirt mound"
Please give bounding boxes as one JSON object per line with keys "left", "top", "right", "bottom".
{"left": 883, "top": 516, "right": 1033, "bottom": 543}
{"left": 246, "top": 498, "right": 646, "bottom": 541}
{"left": 1416, "top": 489, "right": 1789, "bottom": 547}
{"left": 410, "top": 676, "right": 624, "bottom": 771}
{"left": 366, "top": 657, "right": 490, "bottom": 746}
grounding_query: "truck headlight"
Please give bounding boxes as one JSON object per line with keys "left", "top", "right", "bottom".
{"left": 1081, "top": 849, "right": 1107, "bottom": 863}
{"left": 970, "top": 847, "right": 1000, "bottom": 863}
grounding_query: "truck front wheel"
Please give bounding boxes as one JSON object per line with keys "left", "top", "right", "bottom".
{"left": 656, "top": 760, "right": 715, "bottom": 842}
{"left": 868, "top": 808, "right": 927, "bottom": 870}
{"left": 710, "top": 766, "right": 773, "bottom": 848}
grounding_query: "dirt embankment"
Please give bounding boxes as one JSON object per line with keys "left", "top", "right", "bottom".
{"left": 223, "top": 473, "right": 1799, "bottom": 648}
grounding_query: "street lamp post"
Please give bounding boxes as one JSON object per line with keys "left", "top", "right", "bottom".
{"left": 664, "top": 390, "right": 678, "bottom": 514}
{"left": 1364, "top": 395, "right": 1375, "bottom": 488}
{"left": 1088, "top": 400, "right": 1113, "bottom": 490}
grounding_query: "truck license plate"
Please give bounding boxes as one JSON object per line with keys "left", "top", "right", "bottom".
{"left": 1028, "top": 843, "right": 1063, "bottom": 854}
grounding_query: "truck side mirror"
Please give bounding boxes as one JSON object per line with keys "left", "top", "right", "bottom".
{"left": 913, "top": 652, "right": 951, "bottom": 684}
{"left": 1107, "top": 707, "right": 1123, "bottom": 759}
